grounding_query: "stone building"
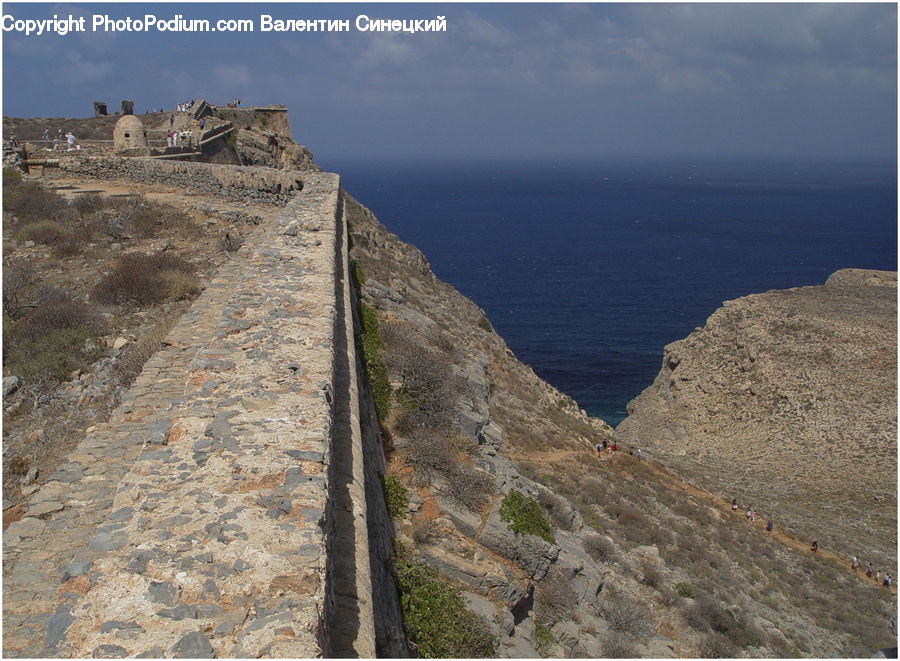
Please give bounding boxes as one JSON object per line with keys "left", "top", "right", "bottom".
{"left": 113, "top": 114, "right": 149, "bottom": 155}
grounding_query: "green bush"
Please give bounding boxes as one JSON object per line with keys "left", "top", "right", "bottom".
{"left": 500, "top": 490, "right": 556, "bottom": 544}
{"left": 534, "top": 620, "right": 555, "bottom": 656}
{"left": 674, "top": 582, "right": 695, "bottom": 598}
{"left": 359, "top": 303, "right": 390, "bottom": 421}
{"left": 393, "top": 547, "right": 497, "bottom": 657}
{"left": 5, "top": 296, "right": 105, "bottom": 384}
{"left": 381, "top": 474, "right": 409, "bottom": 520}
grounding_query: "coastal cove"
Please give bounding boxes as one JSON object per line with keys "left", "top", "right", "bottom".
{"left": 325, "top": 158, "right": 898, "bottom": 425}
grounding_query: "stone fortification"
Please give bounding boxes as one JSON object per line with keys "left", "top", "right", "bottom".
{"left": 211, "top": 106, "right": 292, "bottom": 139}
{"left": 617, "top": 269, "right": 897, "bottom": 568}
{"left": 57, "top": 155, "right": 305, "bottom": 204}
{"left": 2, "top": 172, "right": 402, "bottom": 657}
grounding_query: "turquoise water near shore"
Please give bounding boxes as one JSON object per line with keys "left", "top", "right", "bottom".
{"left": 325, "top": 158, "right": 897, "bottom": 426}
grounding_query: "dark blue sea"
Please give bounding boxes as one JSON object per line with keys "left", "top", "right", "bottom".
{"left": 322, "top": 158, "right": 897, "bottom": 426}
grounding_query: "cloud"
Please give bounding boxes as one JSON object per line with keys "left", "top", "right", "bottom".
{"left": 212, "top": 64, "right": 251, "bottom": 88}
{"left": 62, "top": 50, "right": 113, "bottom": 84}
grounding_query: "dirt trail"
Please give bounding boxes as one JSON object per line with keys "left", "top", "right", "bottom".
{"left": 520, "top": 444, "right": 897, "bottom": 593}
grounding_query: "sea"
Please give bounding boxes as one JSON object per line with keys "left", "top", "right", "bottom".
{"left": 321, "top": 158, "right": 898, "bottom": 427}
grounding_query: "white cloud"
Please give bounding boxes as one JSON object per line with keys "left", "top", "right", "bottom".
{"left": 212, "top": 64, "right": 251, "bottom": 88}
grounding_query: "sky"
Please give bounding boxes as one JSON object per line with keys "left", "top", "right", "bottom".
{"left": 1, "top": 2, "right": 897, "bottom": 163}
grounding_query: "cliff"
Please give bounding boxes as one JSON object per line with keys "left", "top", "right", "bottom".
{"left": 617, "top": 269, "right": 897, "bottom": 569}
{"left": 2, "top": 105, "right": 896, "bottom": 657}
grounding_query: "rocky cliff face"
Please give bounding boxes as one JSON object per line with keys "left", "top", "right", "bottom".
{"left": 344, "top": 190, "right": 897, "bottom": 657}
{"left": 617, "top": 269, "right": 897, "bottom": 569}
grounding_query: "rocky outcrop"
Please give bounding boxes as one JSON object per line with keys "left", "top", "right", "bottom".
{"left": 617, "top": 269, "right": 897, "bottom": 567}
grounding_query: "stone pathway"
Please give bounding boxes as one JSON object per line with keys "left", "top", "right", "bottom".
{"left": 3, "top": 173, "right": 342, "bottom": 658}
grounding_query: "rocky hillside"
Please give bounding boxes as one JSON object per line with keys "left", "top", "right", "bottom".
{"left": 617, "top": 269, "right": 897, "bottom": 570}
{"left": 345, "top": 194, "right": 896, "bottom": 657}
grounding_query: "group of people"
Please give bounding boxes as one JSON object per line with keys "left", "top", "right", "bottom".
{"left": 176, "top": 99, "right": 196, "bottom": 113}
{"left": 731, "top": 498, "right": 774, "bottom": 531}
{"left": 594, "top": 440, "right": 619, "bottom": 455}
{"left": 226, "top": 97, "right": 242, "bottom": 108}
{"left": 852, "top": 557, "right": 894, "bottom": 588}
{"left": 165, "top": 129, "right": 193, "bottom": 148}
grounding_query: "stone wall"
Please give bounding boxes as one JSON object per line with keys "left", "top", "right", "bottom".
{"left": 57, "top": 154, "right": 305, "bottom": 204}
{"left": 211, "top": 106, "right": 293, "bottom": 139}
{"left": 2, "top": 172, "right": 407, "bottom": 657}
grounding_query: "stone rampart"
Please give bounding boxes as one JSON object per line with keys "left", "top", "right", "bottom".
{"left": 2, "top": 172, "right": 405, "bottom": 657}
{"left": 57, "top": 155, "right": 305, "bottom": 204}
{"left": 211, "top": 106, "right": 293, "bottom": 139}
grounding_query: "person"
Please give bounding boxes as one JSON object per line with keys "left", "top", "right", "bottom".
{"left": 65, "top": 132, "right": 75, "bottom": 150}
{"left": 173, "top": 130, "right": 180, "bottom": 146}
{"left": 867, "top": 563, "right": 874, "bottom": 579}
{"left": 885, "top": 573, "right": 892, "bottom": 588}
{"left": 876, "top": 570, "right": 881, "bottom": 583}
{"left": 851, "top": 556, "right": 859, "bottom": 570}
{"left": 610, "top": 442, "right": 618, "bottom": 453}
{"left": 169, "top": 114, "right": 175, "bottom": 128}
{"left": 594, "top": 442, "right": 602, "bottom": 456}
{"left": 810, "top": 540, "right": 818, "bottom": 553}
{"left": 746, "top": 506, "right": 752, "bottom": 521}
{"left": 766, "top": 519, "right": 774, "bottom": 532}
{"left": 602, "top": 439, "right": 608, "bottom": 452}
{"left": 731, "top": 498, "right": 738, "bottom": 512}
{"left": 42, "top": 128, "right": 49, "bottom": 141}
{"left": 166, "top": 130, "right": 174, "bottom": 147}
{"left": 199, "top": 117, "right": 206, "bottom": 131}
{"left": 635, "top": 448, "right": 643, "bottom": 460}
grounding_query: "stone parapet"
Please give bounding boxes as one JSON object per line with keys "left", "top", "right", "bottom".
{"left": 3, "top": 174, "right": 347, "bottom": 657}
{"left": 56, "top": 155, "right": 305, "bottom": 204}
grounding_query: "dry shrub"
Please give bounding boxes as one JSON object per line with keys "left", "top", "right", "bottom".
{"left": 405, "top": 429, "right": 455, "bottom": 487}
{"left": 698, "top": 632, "right": 738, "bottom": 658}
{"left": 92, "top": 252, "right": 198, "bottom": 306}
{"left": 7, "top": 456, "right": 29, "bottom": 476}
{"left": 640, "top": 558, "right": 665, "bottom": 590}
{"left": 4, "top": 180, "right": 69, "bottom": 222}
{"left": 602, "top": 591, "right": 653, "bottom": 639}
{"left": 221, "top": 232, "right": 243, "bottom": 252}
{"left": 52, "top": 232, "right": 84, "bottom": 257}
{"left": 440, "top": 462, "right": 495, "bottom": 512}
{"left": 72, "top": 192, "right": 106, "bottom": 216}
{"left": 584, "top": 534, "right": 617, "bottom": 565}
{"left": 112, "top": 318, "right": 176, "bottom": 388}
{"left": 382, "top": 320, "right": 469, "bottom": 429}
{"left": 535, "top": 565, "right": 578, "bottom": 625}
{"left": 5, "top": 294, "right": 105, "bottom": 384}
{"left": 537, "top": 488, "right": 575, "bottom": 531}
{"left": 412, "top": 517, "right": 440, "bottom": 544}
{"left": 600, "top": 632, "right": 636, "bottom": 658}
{"left": 15, "top": 220, "right": 65, "bottom": 245}
{"left": 3, "top": 259, "right": 35, "bottom": 320}
{"left": 682, "top": 593, "right": 761, "bottom": 649}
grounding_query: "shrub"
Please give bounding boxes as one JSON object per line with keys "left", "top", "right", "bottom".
{"left": 406, "top": 429, "right": 455, "bottom": 487}
{"left": 112, "top": 318, "right": 175, "bottom": 387}
{"left": 358, "top": 303, "right": 390, "bottom": 421}
{"left": 698, "top": 632, "right": 738, "bottom": 658}
{"left": 4, "top": 179, "right": 68, "bottom": 222}
{"left": 500, "top": 490, "right": 555, "bottom": 544}
{"left": 640, "top": 559, "right": 665, "bottom": 590}
{"left": 534, "top": 620, "right": 555, "bottom": 656}
{"left": 412, "top": 518, "right": 439, "bottom": 544}
{"left": 537, "top": 488, "right": 574, "bottom": 531}
{"left": 392, "top": 546, "right": 497, "bottom": 657}
{"left": 220, "top": 232, "right": 243, "bottom": 252}
{"left": 72, "top": 192, "right": 106, "bottom": 216}
{"left": 602, "top": 592, "right": 653, "bottom": 639}
{"left": 3, "top": 259, "right": 35, "bottom": 320}
{"left": 674, "top": 582, "right": 695, "bottom": 598}
{"left": 92, "top": 252, "right": 198, "bottom": 306}
{"left": 15, "top": 220, "right": 65, "bottom": 245}
{"left": 600, "top": 632, "right": 636, "bottom": 658}
{"left": 381, "top": 474, "right": 409, "bottom": 520}
{"left": 440, "top": 462, "right": 494, "bottom": 512}
{"left": 5, "top": 296, "right": 105, "bottom": 384}
{"left": 535, "top": 566, "right": 577, "bottom": 625}
{"left": 584, "top": 534, "right": 617, "bottom": 565}
{"left": 52, "top": 232, "right": 84, "bottom": 257}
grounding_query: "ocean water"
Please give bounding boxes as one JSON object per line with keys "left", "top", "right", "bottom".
{"left": 323, "top": 158, "right": 897, "bottom": 426}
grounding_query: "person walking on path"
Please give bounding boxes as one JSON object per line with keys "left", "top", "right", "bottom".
{"left": 885, "top": 573, "right": 892, "bottom": 588}
{"left": 810, "top": 540, "right": 818, "bottom": 553}
{"left": 876, "top": 570, "right": 881, "bottom": 583}
{"left": 732, "top": 498, "right": 738, "bottom": 512}
{"left": 766, "top": 519, "right": 774, "bottom": 532}
{"left": 594, "top": 442, "right": 602, "bottom": 457}
{"left": 867, "top": 563, "right": 874, "bottom": 579}
{"left": 852, "top": 556, "right": 859, "bottom": 570}
{"left": 635, "top": 448, "right": 643, "bottom": 460}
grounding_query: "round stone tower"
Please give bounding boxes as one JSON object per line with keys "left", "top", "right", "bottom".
{"left": 113, "top": 114, "right": 148, "bottom": 154}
